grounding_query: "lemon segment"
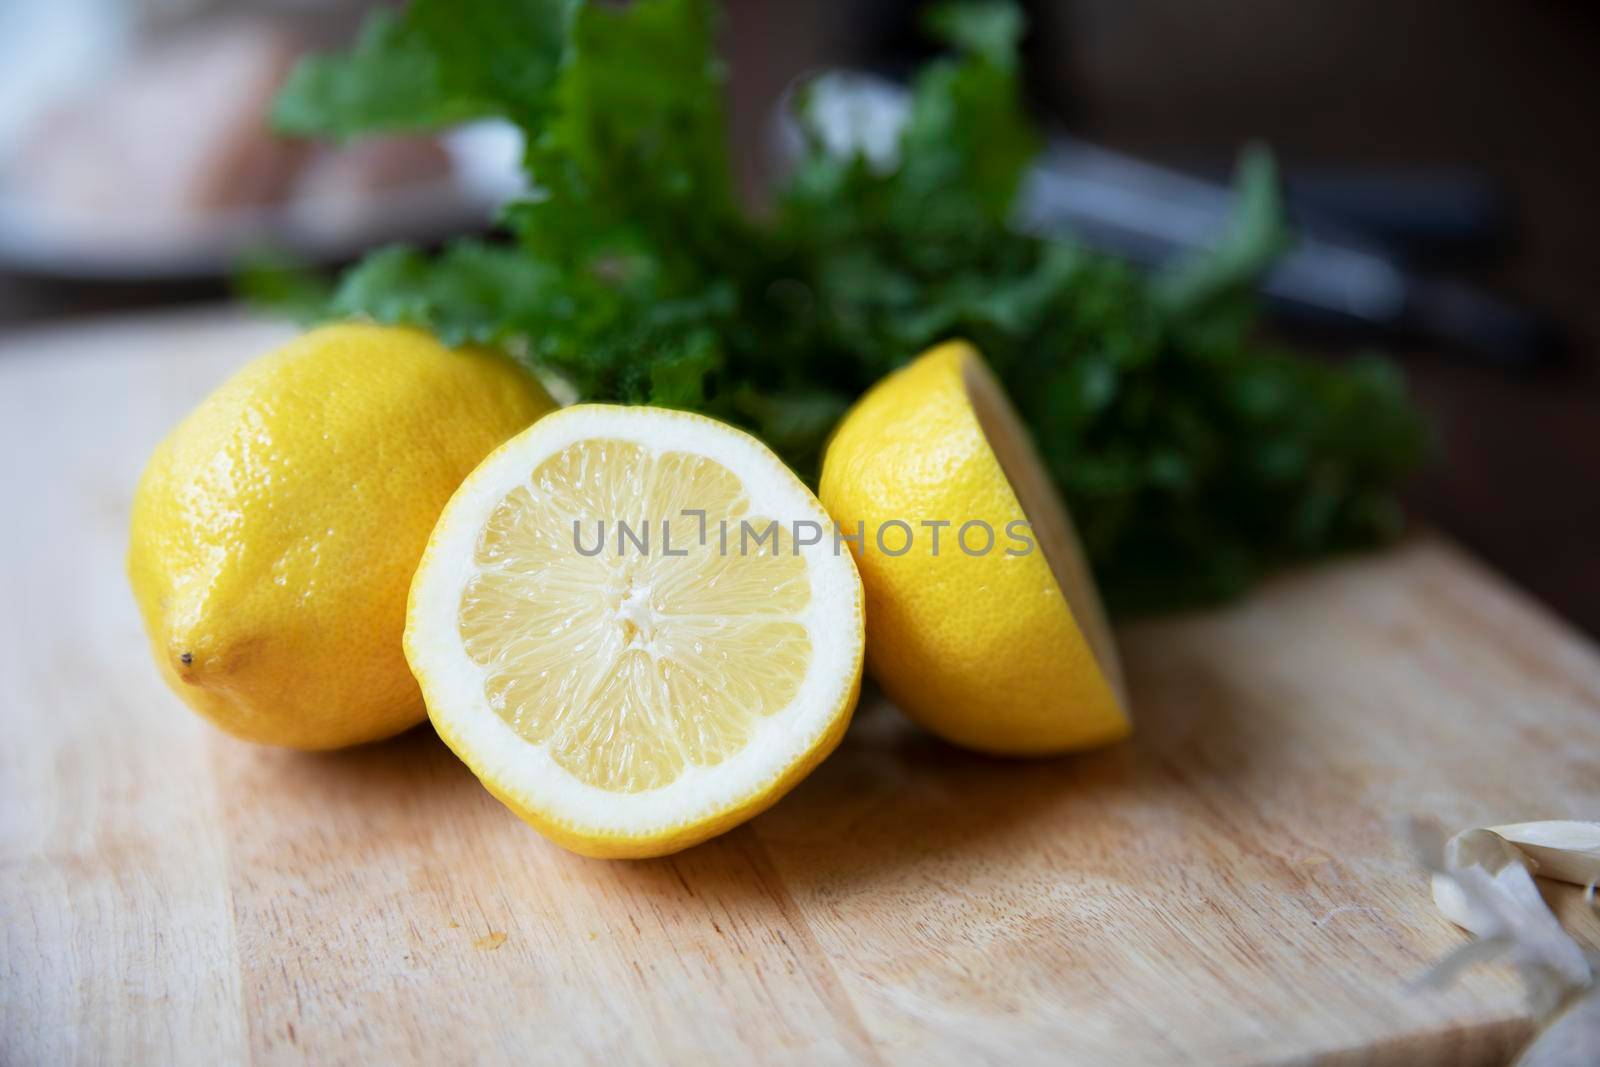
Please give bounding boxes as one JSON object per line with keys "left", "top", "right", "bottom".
{"left": 819, "top": 340, "right": 1130, "bottom": 756}
{"left": 406, "top": 405, "right": 864, "bottom": 858}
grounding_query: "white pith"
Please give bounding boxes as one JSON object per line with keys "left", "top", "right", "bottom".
{"left": 407, "top": 405, "right": 863, "bottom": 839}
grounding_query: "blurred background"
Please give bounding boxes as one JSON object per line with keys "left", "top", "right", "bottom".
{"left": 2, "top": 0, "right": 1596, "bottom": 633}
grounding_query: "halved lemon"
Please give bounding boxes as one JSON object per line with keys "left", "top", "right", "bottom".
{"left": 405, "top": 405, "right": 865, "bottom": 858}
{"left": 819, "top": 340, "right": 1130, "bottom": 756}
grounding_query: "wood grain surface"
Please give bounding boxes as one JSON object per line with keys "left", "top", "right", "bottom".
{"left": 2, "top": 311, "right": 1597, "bottom": 1065}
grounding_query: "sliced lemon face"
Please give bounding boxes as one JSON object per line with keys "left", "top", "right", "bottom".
{"left": 406, "top": 405, "right": 864, "bottom": 858}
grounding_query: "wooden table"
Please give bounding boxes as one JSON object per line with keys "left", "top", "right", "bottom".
{"left": 3, "top": 311, "right": 1597, "bottom": 1065}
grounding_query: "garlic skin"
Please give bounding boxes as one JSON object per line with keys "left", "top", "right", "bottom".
{"left": 1489, "top": 822, "right": 1600, "bottom": 890}
{"left": 1414, "top": 819, "right": 1595, "bottom": 1023}
{"left": 1513, "top": 986, "right": 1600, "bottom": 1067}
{"left": 1431, "top": 828, "right": 1530, "bottom": 929}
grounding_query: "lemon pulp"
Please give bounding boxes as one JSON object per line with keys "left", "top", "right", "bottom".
{"left": 456, "top": 439, "right": 814, "bottom": 793}
{"left": 407, "top": 403, "right": 864, "bottom": 857}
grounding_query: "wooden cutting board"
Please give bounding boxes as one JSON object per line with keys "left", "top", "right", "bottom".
{"left": 3, "top": 311, "right": 1597, "bottom": 1066}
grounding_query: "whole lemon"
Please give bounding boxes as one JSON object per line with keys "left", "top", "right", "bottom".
{"left": 819, "top": 340, "right": 1130, "bottom": 756}
{"left": 128, "top": 323, "right": 556, "bottom": 749}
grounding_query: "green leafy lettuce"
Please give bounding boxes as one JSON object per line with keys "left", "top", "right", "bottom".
{"left": 268, "top": 0, "right": 1426, "bottom": 613}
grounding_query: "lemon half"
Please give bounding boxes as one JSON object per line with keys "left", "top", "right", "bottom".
{"left": 405, "top": 405, "right": 865, "bottom": 858}
{"left": 819, "top": 340, "right": 1129, "bottom": 756}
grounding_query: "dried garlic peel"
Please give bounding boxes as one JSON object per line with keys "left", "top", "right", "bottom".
{"left": 1419, "top": 819, "right": 1596, "bottom": 1022}
{"left": 1431, "top": 828, "right": 1529, "bottom": 930}
{"left": 1432, "top": 821, "right": 1600, "bottom": 927}
{"left": 1514, "top": 989, "right": 1600, "bottom": 1067}
{"left": 1489, "top": 821, "right": 1600, "bottom": 890}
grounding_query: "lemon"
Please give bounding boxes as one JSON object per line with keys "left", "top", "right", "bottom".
{"left": 128, "top": 323, "right": 556, "bottom": 749}
{"left": 818, "top": 340, "right": 1129, "bottom": 756}
{"left": 405, "top": 405, "right": 865, "bottom": 858}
